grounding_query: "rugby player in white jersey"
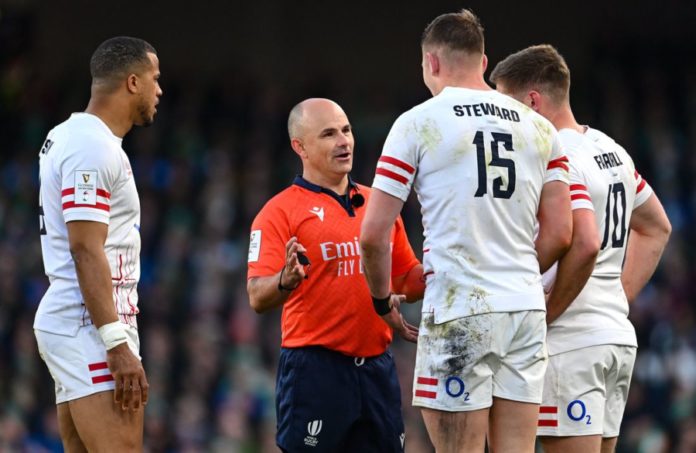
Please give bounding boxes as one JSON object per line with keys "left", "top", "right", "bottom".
{"left": 360, "top": 10, "right": 573, "bottom": 453}
{"left": 491, "top": 44, "right": 671, "bottom": 453}
{"left": 36, "top": 36, "right": 161, "bottom": 451}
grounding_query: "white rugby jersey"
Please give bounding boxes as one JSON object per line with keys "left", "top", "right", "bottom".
{"left": 36, "top": 113, "right": 141, "bottom": 335}
{"left": 373, "top": 87, "right": 569, "bottom": 323}
{"left": 543, "top": 127, "right": 653, "bottom": 355}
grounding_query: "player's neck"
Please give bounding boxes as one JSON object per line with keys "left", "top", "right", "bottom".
{"left": 551, "top": 106, "right": 584, "bottom": 134}
{"left": 435, "top": 74, "right": 491, "bottom": 95}
{"left": 302, "top": 171, "right": 349, "bottom": 195}
{"left": 85, "top": 96, "right": 133, "bottom": 138}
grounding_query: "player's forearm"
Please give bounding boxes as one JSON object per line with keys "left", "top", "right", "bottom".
{"left": 247, "top": 274, "right": 291, "bottom": 314}
{"left": 621, "top": 230, "right": 669, "bottom": 303}
{"left": 360, "top": 236, "right": 392, "bottom": 299}
{"left": 546, "top": 244, "right": 598, "bottom": 324}
{"left": 535, "top": 230, "right": 572, "bottom": 274}
{"left": 392, "top": 264, "right": 425, "bottom": 302}
{"left": 536, "top": 181, "right": 572, "bottom": 273}
{"left": 71, "top": 245, "right": 119, "bottom": 328}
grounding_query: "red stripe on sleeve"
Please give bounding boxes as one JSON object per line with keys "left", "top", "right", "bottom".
{"left": 547, "top": 161, "right": 569, "bottom": 172}
{"left": 62, "top": 187, "right": 111, "bottom": 199}
{"left": 379, "top": 156, "right": 415, "bottom": 174}
{"left": 571, "top": 194, "right": 592, "bottom": 201}
{"left": 569, "top": 184, "right": 587, "bottom": 191}
{"left": 97, "top": 189, "right": 111, "bottom": 199}
{"left": 62, "top": 202, "right": 110, "bottom": 212}
{"left": 538, "top": 420, "right": 558, "bottom": 427}
{"left": 376, "top": 168, "right": 409, "bottom": 185}
{"left": 539, "top": 406, "right": 558, "bottom": 414}
{"left": 637, "top": 179, "right": 646, "bottom": 193}
{"left": 417, "top": 377, "right": 438, "bottom": 385}
{"left": 92, "top": 374, "right": 115, "bottom": 384}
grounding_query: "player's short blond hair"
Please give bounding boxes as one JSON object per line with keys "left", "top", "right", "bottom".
{"left": 490, "top": 44, "right": 571, "bottom": 105}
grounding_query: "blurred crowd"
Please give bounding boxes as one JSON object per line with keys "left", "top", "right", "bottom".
{"left": 1, "top": 10, "right": 695, "bottom": 453}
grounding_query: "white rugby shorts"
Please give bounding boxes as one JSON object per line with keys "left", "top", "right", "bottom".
{"left": 35, "top": 324, "right": 140, "bottom": 404}
{"left": 537, "top": 344, "right": 636, "bottom": 437}
{"left": 413, "top": 310, "right": 547, "bottom": 411}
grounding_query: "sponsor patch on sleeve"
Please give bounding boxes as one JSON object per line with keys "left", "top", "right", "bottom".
{"left": 74, "top": 170, "right": 98, "bottom": 205}
{"left": 248, "top": 230, "right": 262, "bottom": 262}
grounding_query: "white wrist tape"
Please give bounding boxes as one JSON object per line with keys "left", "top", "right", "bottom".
{"left": 98, "top": 321, "right": 129, "bottom": 351}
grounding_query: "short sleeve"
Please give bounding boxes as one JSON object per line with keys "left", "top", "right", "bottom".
{"left": 544, "top": 131, "right": 570, "bottom": 185}
{"left": 247, "top": 203, "right": 290, "bottom": 279}
{"left": 389, "top": 215, "right": 420, "bottom": 277}
{"left": 60, "top": 143, "right": 118, "bottom": 225}
{"left": 633, "top": 170, "right": 653, "bottom": 209}
{"left": 568, "top": 160, "right": 594, "bottom": 211}
{"left": 372, "top": 113, "right": 418, "bottom": 201}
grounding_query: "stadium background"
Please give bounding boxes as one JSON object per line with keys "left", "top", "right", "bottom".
{"left": 0, "top": 0, "right": 694, "bottom": 451}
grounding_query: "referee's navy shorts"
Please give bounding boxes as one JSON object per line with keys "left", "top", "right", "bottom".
{"left": 276, "top": 346, "right": 405, "bottom": 453}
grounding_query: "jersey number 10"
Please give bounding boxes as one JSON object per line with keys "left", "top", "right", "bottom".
{"left": 602, "top": 182, "right": 627, "bottom": 248}
{"left": 473, "top": 130, "right": 516, "bottom": 199}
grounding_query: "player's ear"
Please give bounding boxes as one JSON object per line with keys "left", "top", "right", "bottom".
{"left": 426, "top": 52, "right": 439, "bottom": 76}
{"left": 290, "top": 138, "right": 306, "bottom": 158}
{"left": 481, "top": 54, "right": 488, "bottom": 73}
{"left": 126, "top": 73, "right": 139, "bottom": 94}
{"left": 528, "top": 91, "right": 542, "bottom": 112}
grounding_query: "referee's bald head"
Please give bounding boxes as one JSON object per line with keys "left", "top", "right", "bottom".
{"left": 288, "top": 98, "right": 343, "bottom": 140}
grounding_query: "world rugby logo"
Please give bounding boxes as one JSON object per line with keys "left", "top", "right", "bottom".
{"left": 307, "top": 420, "right": 322, "bottom": 436}
{"left": 304, "top": 420, "right": 322, "bottom": 447}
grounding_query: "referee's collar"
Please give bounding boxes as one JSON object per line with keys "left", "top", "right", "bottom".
{"left": 293, "top": 175, "right": 361, "bottom": 217}
{"left": 292, "top": 175, "right": 358, "bottom": 194}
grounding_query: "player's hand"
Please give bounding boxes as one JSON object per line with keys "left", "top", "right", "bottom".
{"left": 281, "top": 237, "right": 308, "bottom": 288}
{"left": 107, "top": 342, "right": 149, "bottom": 411}
{"left": 381, "top": 294, "right": 419, "bottom": 343}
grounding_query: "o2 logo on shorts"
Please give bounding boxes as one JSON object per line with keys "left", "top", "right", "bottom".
{"left": 567, "top": 400, "right": 591, "bottom": 425}
{"left": 445, "top": 377, "right": 470, "bottom": 401}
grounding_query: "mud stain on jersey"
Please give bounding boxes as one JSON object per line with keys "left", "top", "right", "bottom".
{"left": 418, "top": 118, "right": 443, "bottom": 154}
{"left": 449, "top": 244, "right": 477, "bottom": 267}
{"left": 468, "top": 286, "right": 491, "bottom": 315}
{"left": 445, "top": 285, "right": 457, "bottom": 309}
{"left": 532, "top": 118, "right": 553, "bottom": 159}
{"left": 509, "top": 124, "right": 529, "bottom": 151}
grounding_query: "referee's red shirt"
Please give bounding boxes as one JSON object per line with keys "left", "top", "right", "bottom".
{"left": 247, "top": 178, "right": 419, "bottom": 357}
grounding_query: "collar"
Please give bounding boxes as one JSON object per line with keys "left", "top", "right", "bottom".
{"left": 293, "top": 175, "right": 358, "bottom": 193}
{"left": 293, "top": 175, "right": 361, "bottom": 217}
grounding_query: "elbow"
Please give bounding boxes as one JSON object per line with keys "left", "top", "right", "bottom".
{"left": 360, "top": 225, "right": 384, "bottom": 255}
{"left": 556, "top": 227, "right": 573, "bottom": 255}
{"left": 68, "top": 241, "right": 91, "bottom": 264}
{"left": 246, "top": 281, "right": 267, "bottom": 314}
{"left": 248, "top": 296, "right": 263, "bottom": 314}
{"left": 661, "top": 218, "right": 672, "bottom": 242}
{"left": 579, "top": 237, "right": 600, "bottom": 264}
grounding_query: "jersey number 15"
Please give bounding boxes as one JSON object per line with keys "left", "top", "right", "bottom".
{"left": 473, "top": 130, "right": 516, "bottom": 199}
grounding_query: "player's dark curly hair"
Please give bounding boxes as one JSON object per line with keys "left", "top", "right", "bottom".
{"left": 90, "top": 36, "right": 156, "bottom": 89}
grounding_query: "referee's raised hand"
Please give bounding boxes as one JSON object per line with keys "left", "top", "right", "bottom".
{"left": 280, "top": 237, "right": 308, "bottom": 289}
